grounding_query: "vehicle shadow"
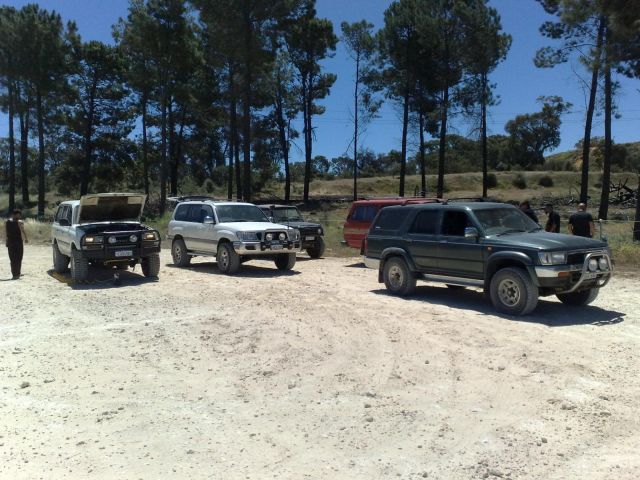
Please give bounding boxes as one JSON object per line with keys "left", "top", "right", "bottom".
{"left": 165, "top": 261, "right": 301, "bottom": 278}
{"left": 370, "top": 285, "right": 625, "bottom": 327}
{"left": 345, "top": 262, "right": 366, "bottom": 268}
{"left": 47, "top": 268, "right": 158, "bottom": 290}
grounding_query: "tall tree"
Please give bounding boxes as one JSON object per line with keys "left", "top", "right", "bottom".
{"left": 0, "top": 6, "right": 18, "bottom": 212}
{"left": 536, "top": 0, "right": 606, "bottom": 204}
{"left": 341, "top": 20, "right": 381, "bottom": 201}
{"left": 286, "top": 2, "right": 337, "bottom": 202}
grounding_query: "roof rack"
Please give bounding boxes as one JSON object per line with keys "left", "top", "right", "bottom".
{"left": 443, "top": 197, "right": 496, "bottom": 204}
{"left": 166, "top": 195, "right": 218, "bottom": 203}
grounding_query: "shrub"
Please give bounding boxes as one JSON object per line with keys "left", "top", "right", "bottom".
{"left": 486, "top": 173, "right": 498, "bottom": 189}
{"left": 538, "top": 175, "right": 554, "bottom": 187}
{"left": 512, "top": 174, "right": 527, "bottom": 189}
{"left": 203, "top": 178, "right": 215, "bottom": 193}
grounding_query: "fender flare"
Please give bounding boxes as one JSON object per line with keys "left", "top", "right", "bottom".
{"left": 486, "top": 251, "right": 538, "bottom": 288}
{"left": 378, "top": 247, "right": 417, "bottom": 283}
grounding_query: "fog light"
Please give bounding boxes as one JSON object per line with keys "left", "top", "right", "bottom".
{"left": 108, "top": 236, "right": 117, "bottom": 244}
{"left": 598, "top": 257, "right": 609, "bottom": 271}
{"left": 129, "top": 234, "right": 138, "bottom": 243}
{"left": 266, "top": 233, "right": 273, "bottom": 241}
{"left": 279, "top": 233, "right": 286, "bottom": 241}
{"left": 588, "top": 258, "right": 598, "bottom": 272}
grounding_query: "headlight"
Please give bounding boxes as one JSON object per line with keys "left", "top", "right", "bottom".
{"left": 108, "top": 236, "right": 117, "bottom": 244}
{"left": 317, "top": 228, "right": 323, "bottom": 235}
{"left": 143, "top": 232, "right": 158, "bottom": 241}
{"left": 265, "top": 233, "right": 274, "bottom": 241}
{"left": 598, "top": 257, "right": 609, "bottom": 271}
{"left": 129, "top": 234, "right": 138, "bottom": 243}
{"left": 279, "top": 232, "right": 286, "bottom": 241}
{"left": 83, "top": 235, "right": 103, "bottom": 244}
{"left": 238, "top": 232, "right": 259, "bottom": 242}
{"left": 538, "top": 251, "right": 567, "bottom": 265}
{"left": 588, "top": 258, "right": 598, "bottom": 272}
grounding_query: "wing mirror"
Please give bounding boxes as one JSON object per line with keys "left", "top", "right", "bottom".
{"left": 464, "top": 227, "right": 479, "bottom": 239}
{"left": 203, "top": 216, "right": 215, "bottom": 225}
{"left": 59, "top": 218, "right": 70, "bottom": 227}
{"left": 268, "top": 216, "right": 275, "bottom": 223}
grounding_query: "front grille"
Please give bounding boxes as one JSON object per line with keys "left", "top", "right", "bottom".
{"left": 567, "top": 252, "right": 585, "bottom": 264}
{"left": 300, "top": 228, "right": 317, "bottom": 236}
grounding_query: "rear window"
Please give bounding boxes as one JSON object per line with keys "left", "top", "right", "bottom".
{"left": 350, "top": 205, "right": 378, "bottom": 222}
{"left": 174, "top": 204, "right": 191, "bottom": 221}
{"left": 373, "top": 209, "right": 410, "bottom": 231}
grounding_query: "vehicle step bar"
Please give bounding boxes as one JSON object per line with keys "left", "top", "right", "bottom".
{"left": 418, "top": 273, "right": 484, "bottom": 288}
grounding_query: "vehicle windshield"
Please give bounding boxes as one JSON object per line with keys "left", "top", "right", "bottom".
{"left": 474, "top": 208, "right": 541, "bottom": 236}
{"left": 216, "top": 205, "right": 269, "bottom": 223}
{"left": 272, "top": 207, "right": 304, "bottom": 223}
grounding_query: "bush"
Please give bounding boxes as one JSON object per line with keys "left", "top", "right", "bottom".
{"left": 538, "top": 175, "right": 554, "bottom": 187}
{"left": 486, "top": 173, "right": 498, "bottom": 189}
{"left": 203, "top": 178, "right": 215, "bottom": 193}
{"left": 512, "top": 174, "right": 527, "bottom": 189}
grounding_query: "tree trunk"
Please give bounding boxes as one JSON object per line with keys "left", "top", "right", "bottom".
{"left": 599, "top": 28, "right": 612, "bottom": 221}
{"left": 399, "top": 85, "right": 410, "bottom": 198}
{"left": 634, "top": 176, "right": 640, "bottom": 242}
{"left": 8, "top": 78, "right": 16, "bottom": 213}
{"left": 302, "top": 74, "right": 313, "bottom": 203}
{"left": 81, "top": 77, "right": 98, "bottom": 196}
{"left": 168, "top": 99, "right": 177, "bottom": 196}
{"left": 231, "top": 94, "right": 242, "bottom": 200}
{"left": 228, "top": 97, "right": 235, "bottom": 201}
{"left": 274, "top": 87, "right": 290, "bottom": 202}
{"left": 171, "top": 108, "right": 187, "bottom": 196}
{"left": 580, "top": 17, "right": 605, "bottom": 204}
{"left": 242, "top": 11, "right": 253, "bottom": 202}
{"left": 159, "top": 92, "right": 168, "bottom": 215}
{"left": 36, "top": 89, "right": 46, "bottom": 218}
{"left": 419, "top": 107, "right": 426, "bottom": 197}
{"left": 353, "top": 50, "right": 360, "bottom": 202}
{"left": 481, "top": 73, "right": 488, "bottom": 198}
{"left": 19, "top": 97, "right": 30, "bottom": 205}
{"left": 437, "top": 85, "right": 449, "bottom": 199}
{"left": 141, "top": 92, "right": 149, "bottom": 195}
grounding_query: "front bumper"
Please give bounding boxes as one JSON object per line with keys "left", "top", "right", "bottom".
{"left": 80, "top": 242, "right": 161, "bottom": 261}
{"left": 534, "top": 252, "right": 612, "bottom": 293}
{"left": 301, "top": 235, "right": 322, "bottom": 249}
{"left": 233, "top": 240, "right": 300, "bottom": 255}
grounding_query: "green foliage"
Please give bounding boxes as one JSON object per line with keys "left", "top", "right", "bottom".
{"left": 512, "top": 173, "right": 527, "bottom": 189}
{"left": 538, "top": 175, "right": 554, "bottom": 187}
{"left": 486, "top": 173, "right": 498, "bottom": 189}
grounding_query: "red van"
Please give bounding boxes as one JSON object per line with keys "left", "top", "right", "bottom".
{"left": 342, "top": 197, "right": 440, "bottom": 252}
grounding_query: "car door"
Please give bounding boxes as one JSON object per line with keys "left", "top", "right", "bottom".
{"left": 436, "top": 209, "right": 484, "bottom": 278}
{"left": 194, "top": 204, "right": 216, "bottom": 253}
{"left": 405, "top": 209, "right": 441, "bottom": 273}
{"left": 55, "top": 205, "right": 74, "bottom": 255}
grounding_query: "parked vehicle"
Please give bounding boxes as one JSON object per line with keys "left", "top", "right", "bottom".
{"left": 343, "top": 197, "right": 440, "bottom": 252}
{"left": 364, "top": 202, "right": 612, "bottom": 315}
{"left": 167, "top": 200, "right": 301, "bottom": 274}
{"left": 51, "top": 193, "right": 161, "bottom": 282}
{"left": 259, "top": 204, "right": 325, "bottom": 258}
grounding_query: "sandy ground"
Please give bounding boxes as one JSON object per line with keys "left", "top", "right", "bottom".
{"left": 0, "top": 245, "right": 639, "bottom": 480}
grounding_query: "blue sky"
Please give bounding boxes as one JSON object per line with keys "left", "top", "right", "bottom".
{"left": 2, "top": 0, "right": 640, "bottom": 162}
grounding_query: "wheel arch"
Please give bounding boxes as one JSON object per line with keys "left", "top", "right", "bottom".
{"left": 378, "top": 247, "right": 417, "bottom": 283}
{"left": 485, "top": 251, "right": 537, "bottom": 290}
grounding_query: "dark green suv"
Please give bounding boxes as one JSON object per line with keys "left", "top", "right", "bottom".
{"left": 364, "top": 202, "right": 612, "bottom": 315}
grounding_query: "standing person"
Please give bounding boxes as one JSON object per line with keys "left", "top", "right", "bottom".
{"left": 519, "top": 200, "right": 539, "bottom": 224}
{"left": 568, "top": 203, "right": 595, "bottom": 238}
{"left": 5, "top": 209, "right": 29, "bottom": 280}
{"left": 544, "top": 203, "right": 561, "bottom": 233}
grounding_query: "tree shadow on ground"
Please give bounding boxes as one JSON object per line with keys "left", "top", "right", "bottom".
{"left": 47, "top": 268, "right": 157, "bottom": 290}
{"left": 165, "top": 261, "right": 301, "bottom": 278}
{"left": 371, "top": 285, "right": 625, "bottom": 327}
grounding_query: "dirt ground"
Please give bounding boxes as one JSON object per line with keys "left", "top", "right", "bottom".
{"left": 1, "top": 245, "right": 639, "bottom": 480}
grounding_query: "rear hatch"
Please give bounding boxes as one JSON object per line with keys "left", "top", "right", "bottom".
{"left": 78, "top": 194, "right": 147, "bottom": 224}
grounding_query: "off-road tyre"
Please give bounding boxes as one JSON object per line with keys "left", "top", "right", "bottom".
{"left": 275, "top": 252, "right": 296, "bottom": 271}
{"left": 52, "top": 242, "right": 69, "bottom": 273}
{"left": 383, "top": 257, "right": 416, "bottom": 296}
{"left": 70, "top": 249, "right": 89, "bottom": 283}
{"left": 556, "top": 288, "right": 599, "bottom": 306}
{"left": 489, "top": 267, "right": 538, "bottom": 316}
{"left": 217, "top": 242, "right": 240, "bottom": 274}
{"left": 306, "top": 237, "right": 326, "bottom": 259}
{"left": 171, "top": 238, "right": 191, "bottom": 267}
{"left": 141, "top": 254, "right": 160, "bottom": 278}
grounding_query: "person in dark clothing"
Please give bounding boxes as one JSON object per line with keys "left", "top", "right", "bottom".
{"left": 544, "top": 203, "right": 561, "bottom": 233}
{"left": 5, "top": 209, "right": 28, "bottom": 280}
{"left": 519, "top": 200, "right": 539, "bottom": 224}
{"left": 568, "top": 203, "right": 595, "bottom": 238}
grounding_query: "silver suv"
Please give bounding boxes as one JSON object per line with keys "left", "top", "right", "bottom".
{"left": 167, "top": 200, "right": 301, "bottom": 274}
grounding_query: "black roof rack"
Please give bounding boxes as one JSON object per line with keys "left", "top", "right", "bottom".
{"left": 166, "top": 195, "right": 218, "bottom": 203}
{"left": 443, "top": 197, "right": 497, "bottom": 204}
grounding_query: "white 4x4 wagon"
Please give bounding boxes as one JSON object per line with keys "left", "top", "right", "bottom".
{"left": 167, "top": 200, "right": 301, "bottom": 274}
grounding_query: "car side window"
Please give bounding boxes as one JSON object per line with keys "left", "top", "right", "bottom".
{"left": 200, "top": 205, "right": 214, "bottom": 222}
{"left": 409, "top": 210, "right": 439, "bottom": 235}
{"left": 55, "top": 206, "right": 64, "bottom": 222}
{"left": 351, "top": 205, "right": 378, "bottom": 222}
{"left": 441, "top": 211, "right": 472, "bottom": 237}
{"left": 174, "top": 204, "right": 190, "bottom": 221}
{"left": 186, "top": 204, "right": 203, "bottom": 223}
{"left": 66, "top": 206, "right": 74, "bottom": 224}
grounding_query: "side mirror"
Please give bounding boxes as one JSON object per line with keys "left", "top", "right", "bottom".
{"left": 464, "top": 227, "right": 479, "bottom": 239}
{"left": 268, "top": 216, "right": 274, "bottom": 223}
{"left": 203, "top": 216, "right": 215, "bottom": 225}
{"left": 59, "top": 218, "right": 70, "bottom": 227}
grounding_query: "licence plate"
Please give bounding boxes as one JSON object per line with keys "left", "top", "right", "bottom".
{"left": 271, "top": 244, "right": 283, "bottom": 250}
{"left": 305, "top": 236, "right": 315, "bottom": 241}
{"left": 115, "top": 250, "right": 133, "bottom": 257}
{"left": 583, "top": 272, "right": 598, "bottom": 280}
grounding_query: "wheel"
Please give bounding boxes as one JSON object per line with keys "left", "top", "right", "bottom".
{"left": 489, "top": 267, "right": 538, "bottom": 316}
{"left": 275, "top": 253, "right": 296, "bottom": 271}
{"left": 446, "top": 284, "right": 465, "bottom": 290}
{"left": 70, "top": 249, "right": 89, "bottom": 282}
{"left": 556, "top": 288, "right": 599, "bottom": 306}
{"left": 141, "top": 254, "right": 160, "bottom": 278}
{"left": 217, "top": 242, "right": 240, "bottom": 274}
{"left": 306, "top": 237, "right": 326, "bottom": 259}
{"left": 171, "top": 238, "right": 191, "bottom": 267}
{"left": 52, "top": 242, "right": 69, "bottom": 273}
{"left": 383, "top": 257, "right": 416, "bottom": 296}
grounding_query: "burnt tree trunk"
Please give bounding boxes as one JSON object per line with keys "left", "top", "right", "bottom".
{"left": 80, "top": 76, "right": 98, "bottom": 196}
{"left": 399, "top": 85, "right": 410, "bottom": 198}
{"left": 36, "top": 89, "right": 45, "bottom": 218}
{"left": 141, "top": 92, "right": 149, "bottom": 195}
{"left": 419, "top": 106, "right": 426, "bottom": 197}
{"left": 599, "top": 27, "right": 612, "bottom": 221}
{"left": 8, "top": 78, "right": 16, "bottom": 213}
{"left": 481, "top": 73, "right": 488, "bottom": 198}
{"left": 19, "top": 93, "right": 30, "bottom": 205}
{"left": 437, "top": 85, "right": 449, "bottom": 199}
